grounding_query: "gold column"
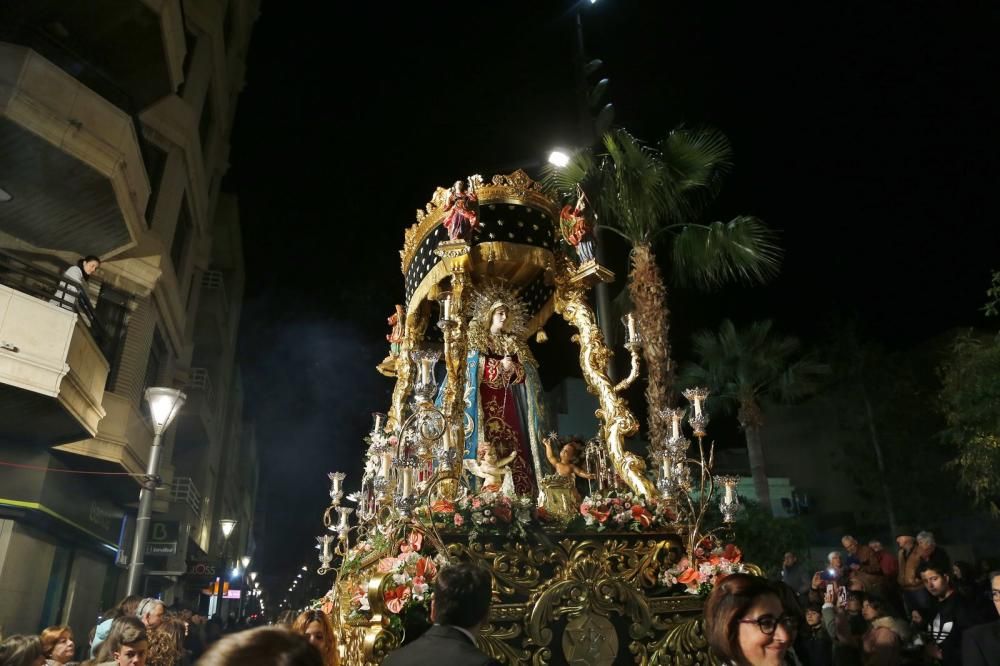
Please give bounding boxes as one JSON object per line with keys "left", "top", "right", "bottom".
{"left": 553, "top": 260, "right": 658, "bottom": 499}
{"left": 387, "top": 304, "right": 429, "bottom": 432}
{"left": 434, "top": 241, "right": 472, "bottom": 494}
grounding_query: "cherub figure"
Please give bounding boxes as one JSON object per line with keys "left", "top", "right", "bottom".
{"left": 544, "top": 435, "right": 594, "bottom": 481}
{"left": 464, "top": 442, "right": 517, "bottom": 495}
{"left": 377, "top": 305, "right": 406, "bottom": 377}
{"left": 386, "top": 305, "right": 405, "bottom": 357}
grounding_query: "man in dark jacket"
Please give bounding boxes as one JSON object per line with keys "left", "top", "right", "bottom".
{"left": 383, "top": 562, "right": 500, "bottom": 666}
{"left": 962, "top": 570, "right": 1000, "bottom": 666}
{"left": 920, "top": 560, "right": 982, "bottom": 665}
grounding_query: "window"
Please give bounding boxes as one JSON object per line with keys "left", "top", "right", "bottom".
{"left": 96, "top": 284, "right": 132, "bottom": 392}
{"left": 142, "top": 142, "right": 168, "bottom": 226}
{"left": 171, "top": 196, "right": 193, "bottom": 274}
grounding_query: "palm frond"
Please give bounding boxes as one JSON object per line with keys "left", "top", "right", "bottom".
{"left": 659, "top": 126, "right": 733, "bottom": 192}
{"left": 670, "top": 216, "right": 782, "bottom": 289}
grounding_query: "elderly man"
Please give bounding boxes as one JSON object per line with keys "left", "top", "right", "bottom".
{"left": 136, "top": 598, "right": 165, "bottom": 631}
{"left": 962, "top": 569, "right": 1000, "bottom": 666}
{"left": 841, "top": 534, "right": 884, "bottom": 591}
{"left": 899, "top": 531, "right": 949, "bottom": 613}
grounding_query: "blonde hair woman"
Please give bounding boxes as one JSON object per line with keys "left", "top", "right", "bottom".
{"left": 291, "top": 610, "right": 339, "bottom": 666}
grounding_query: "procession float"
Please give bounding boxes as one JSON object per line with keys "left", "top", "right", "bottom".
{"left": 315, "top": 170, "right": 752, "bottom": 665}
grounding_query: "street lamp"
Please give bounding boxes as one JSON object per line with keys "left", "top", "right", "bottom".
{"left": 249, "top": 571, "right": 258, "bottom": 583}
{"left": 215, "top": 518, "right": 237, "bottom": 619}
{"left": 241, "top": 555, "right": 252, "bottom": 568}
{"left": 125, "top": 387, "right": 186, "bottom": 595}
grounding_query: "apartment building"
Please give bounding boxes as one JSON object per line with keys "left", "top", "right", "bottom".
{"left": 0, "top": 0, "right": 259, "bottom": 635}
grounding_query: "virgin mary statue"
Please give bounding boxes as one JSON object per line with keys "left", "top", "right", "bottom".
{"left": 439, "top": 285, "right": 547, "bottom": 497}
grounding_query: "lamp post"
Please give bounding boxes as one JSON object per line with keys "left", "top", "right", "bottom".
{"left": 215, "top": 518, "right": 237, "bottom": 620}
{"left": 125, "top": 387, "right": 186, "bottom": 595}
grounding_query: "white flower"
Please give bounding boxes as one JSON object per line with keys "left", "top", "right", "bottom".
{"left": 392, "top": 573, "right": 409, "bottom": 585}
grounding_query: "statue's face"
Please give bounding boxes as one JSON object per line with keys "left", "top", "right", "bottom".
{"left": 560, "top": 444, "right": 576, "bottom": 463}
{"left": 483, "top": 448, "right": 498, "bottom": 465}
{"left": 490, "top": 307, "right": 508, "bottom": 333}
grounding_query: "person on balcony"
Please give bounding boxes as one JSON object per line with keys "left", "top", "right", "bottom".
{"left": 52, "top": 255, "right": 100, "bottom": 310}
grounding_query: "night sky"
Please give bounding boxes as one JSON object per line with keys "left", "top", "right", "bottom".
{"left": 223, "top": 2, "right": 999, "bottom": 600}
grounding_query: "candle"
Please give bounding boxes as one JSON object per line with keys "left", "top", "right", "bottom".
{"left": 401, "top": 468, "right": 412, "bottom": 497}
{"left": 671, "top": 414, "right": 681, "bottom": 441}
{"left": 381, "top": 452, "right": 392, "bottom": 478}
{"left": 626, "top": 313, "right": 637, "bottom": 341}
{"left": 372, "top": 412, "right": 386, "bottom": 433}
{"left": 693, "top": 397, "right": 703, "bottom": 419}
{"left": 330, "top": 473, "right": 343, "bottom": 495}
{"left": 338, "top": 508, "right": 352, "bottom": 530}
{"left": 441, "top": 293, "right": 451, "bottom": 320}
{"left": 724, "top": 483, "right": 734, "bottom": 503}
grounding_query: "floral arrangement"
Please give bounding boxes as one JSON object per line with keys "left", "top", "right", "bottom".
{"left": 572, "top": 490, "right": 677, "bottom": 532}
{"left": 427, "top": 489, "right": 535, "bottom": 541}
{"left": 659, "top": 542, "right": 745, "bottom": 595}
{"left": 346, "top": 530, "right": 442, "bottom": 629}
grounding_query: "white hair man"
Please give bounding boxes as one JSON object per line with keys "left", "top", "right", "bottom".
{"left": 136, "top": 598, "right": 165, "bottom": 631}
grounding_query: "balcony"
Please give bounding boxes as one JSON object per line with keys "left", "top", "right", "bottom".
{"left": 0, "top": 42, "right": 149, "bottom": 257}
{"left": 0, "top": 253, "right": 113, "bottom": 445}
{"left": 0, "top": 1, "right": 185, "bottom": 110}
{"left": 194, "top": 270, "right": 233, "bottom": 349}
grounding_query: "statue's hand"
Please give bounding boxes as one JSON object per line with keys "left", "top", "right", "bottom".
{"left": 501, "top": 355, "right": 514, "bottom": 372}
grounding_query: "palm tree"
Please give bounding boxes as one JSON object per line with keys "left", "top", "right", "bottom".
{"left": 543, "top": 128, "right": 781, "bottom": 449}
{"left": 680, "top": 319, "right": 829, "bottom": 514}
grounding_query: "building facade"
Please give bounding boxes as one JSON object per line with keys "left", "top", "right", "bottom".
{"left": 0, "top": 0, "right": 259, "bottom": 636}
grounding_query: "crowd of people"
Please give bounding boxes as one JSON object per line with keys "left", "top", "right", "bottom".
{"left": 1, "top": 537, "right": 997, "bottom": 666}
{"left": 0, "top": 595, "right": 341, "bottom": 666}
{"left": 751, "top": 530, "right": 1000, "bottom": 665}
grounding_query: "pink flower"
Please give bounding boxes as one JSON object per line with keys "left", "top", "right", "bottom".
{"left": 399, "top": 531, "right": 423, "bottom": 553}
{"left": 453, "top": 514, "right": 465, "bottom": 527}
{"left": 384, "top": 585, "right": 410, "bottom": 614}
{"left": 472, "top": 498, "right": 482, "bottom": 509}
{"left": 377, "top": 557, "right": 398, "bottom": 573}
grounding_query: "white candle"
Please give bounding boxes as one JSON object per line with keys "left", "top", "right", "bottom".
{"left": 441, "top": 295, "right": 451, "bottom": 320}
{"left": 381, "top": 453, "right": 392, "bottom": 478}
{"left": 339, "top": 511, "right": 351, "bottom": 531}
{"left": 671, "top": 414, "right": 681, "bottom": 441}
{"left": 693, "top": 398, "right": 703, "bottom": 419}
{"left": 724, "top": 483, "right": 734, "bottom": 503}
{"left": 331, "top": 473, "right": 343, "bottom": 495}
{"left": 373, "top": 413, "right": 386, "bottom": 433}
{"left": 626, "top": 313, "right": 637, "bottom": 341}
{"left": 401, "top": 469, "right": 412, "bottom": 497}
{"left": 322, "top": 539, "right": 331, "bottom": 560}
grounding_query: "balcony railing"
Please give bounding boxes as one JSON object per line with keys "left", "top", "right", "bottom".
{"left": 188, "top": 367, "right": 216, "bottom": 411}
{"left": 170, "top": 476, "right": 202, "bottom": 517}
{"left": 0, "top": 250, "right": 130, "bottom": 370}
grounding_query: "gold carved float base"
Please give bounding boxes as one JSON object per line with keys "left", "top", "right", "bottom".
{"left": 341, "top": 531, "right": 717, "bottom": 665}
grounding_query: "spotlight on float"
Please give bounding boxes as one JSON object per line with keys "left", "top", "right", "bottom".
{"left": 548, "top": 150, "right": 570, "bottom": 168}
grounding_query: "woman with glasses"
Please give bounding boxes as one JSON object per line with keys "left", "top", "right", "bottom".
{"left": 704, "top": 573, "right": 802, "bottom": 665}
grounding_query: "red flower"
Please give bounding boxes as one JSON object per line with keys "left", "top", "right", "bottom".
{"left": 431, "top": 499, "right": 455, "bottom": 514}
{"left": 630, "top": 505, "right": 653, "bottom": 528}
{"left": 416, "top": 556, "right": 437, "bottom": 579}
{"left": 677, "top": 567, "right": 700, "bottom": 587}
{"left": 493, "top": 504, "right": 512, "bottom": 523}
{"left": 589, "top": 508, "right": 610, "bottom": 523}
{"left": 722, "top": 544, "right": 742, "bottom": 563}
{"left": 384, "top": 585, "right": 410, "bottom": 614}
